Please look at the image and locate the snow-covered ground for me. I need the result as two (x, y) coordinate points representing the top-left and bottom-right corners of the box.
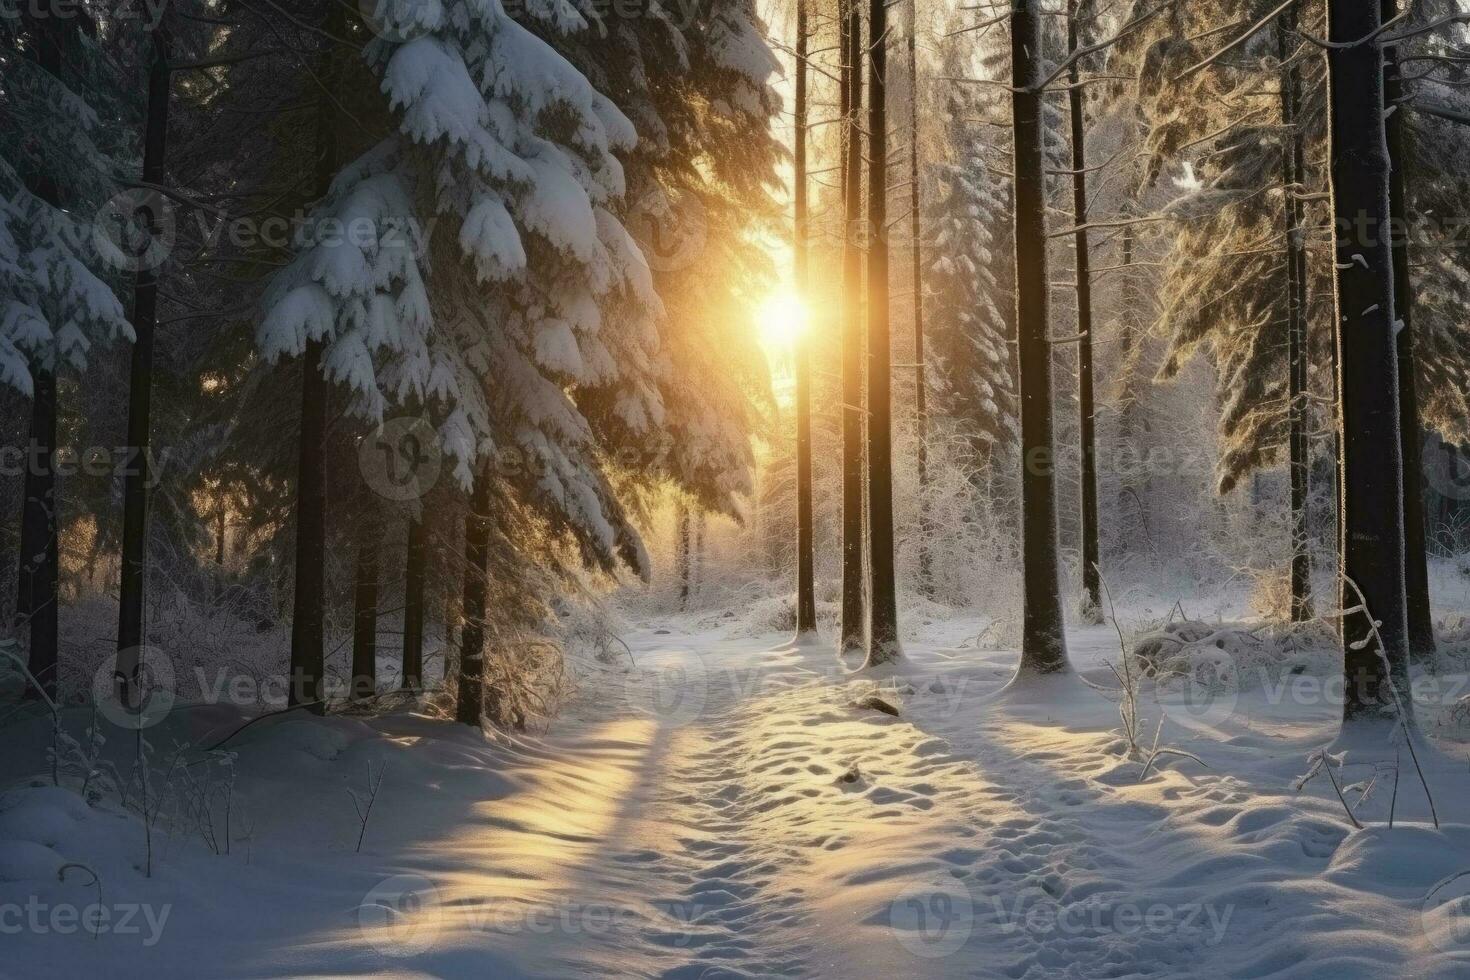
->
(5, 598), (1470, 978)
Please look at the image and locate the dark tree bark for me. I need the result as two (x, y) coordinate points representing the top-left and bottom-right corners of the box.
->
(839, 0), (867, 653)
(1067, 0), (1100, 622)
(289, 342), (327, 711)
(1118, 220), (1140, 440)
(350, 526), (379, 701)
(864, 0), (900, 665)
(677, 504), (692, 608)
(455, 474), (492, 727)
(1010, 0), (1070, 674)
(214, 494), (227, 567)
(1326, 0), (1412, 724)
(1381, 0), (1434, 658)
(115, 28), (172, 707)
(909, 0), (931, 597)
(794, 0), (818, 638)
(287, 2), (346, 713)
(401, 516), (426, 690)
(1278, 8), (1312, 624)
(16, 14), (65, 701)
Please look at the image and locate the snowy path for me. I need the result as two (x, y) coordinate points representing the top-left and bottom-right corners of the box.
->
(6, 620), (1470, 978)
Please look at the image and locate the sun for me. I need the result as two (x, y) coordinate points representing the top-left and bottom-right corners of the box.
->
(755, 288), (808, 353)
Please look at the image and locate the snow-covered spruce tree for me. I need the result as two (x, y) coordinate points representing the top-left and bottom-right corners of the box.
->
(1132, 2), (1335, 620)
(554, 0), (781, 519)
(254, 1), (779, 720)
(0, 13), (132, 696)
(924, 44), (1019, 508)
(1391, 0), (1470, 656)
(1401, 2), (1470, 452)
(255, 4), (654, 715)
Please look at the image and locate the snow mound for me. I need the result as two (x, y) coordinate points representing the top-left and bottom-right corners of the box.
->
(0, 839), (64, 882)
(1135, 619), (1338, 689)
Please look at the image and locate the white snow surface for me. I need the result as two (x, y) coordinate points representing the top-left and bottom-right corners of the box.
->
(5, 613), (1470, 978)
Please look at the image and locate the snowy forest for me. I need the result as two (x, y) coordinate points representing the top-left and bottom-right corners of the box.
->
(4, 0), (1470, 976)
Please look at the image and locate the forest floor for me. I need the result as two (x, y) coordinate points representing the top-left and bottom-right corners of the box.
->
(6, 599), (1470, 978)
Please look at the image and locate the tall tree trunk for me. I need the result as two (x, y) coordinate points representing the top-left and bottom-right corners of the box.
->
(909, 0), (931, 597)
(794, 0), (818, 638)
(1326, 0), (1411, 725)
(1067, 0), (1100, 623)
(289, 341), (327, 711)
(1381, 0), (1434, 659)
(287, 3), (345, 713)
(1118, 221), (1139, 441)
(1279, 8), (1313, 623)
(455, 474), (491, 727)
(401, 516), (426, 690)
(350, 526), (379, 701)
(839, 0), (867, 653)
(17, 14), (64, 701)
(677, 504), (692, 608)
(864, 0), (900, 665)
(1010, 0), (1070, 675)
(115, 28), (172, 708)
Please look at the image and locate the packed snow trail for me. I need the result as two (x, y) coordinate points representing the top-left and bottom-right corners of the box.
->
(5, 619), (1470, 978)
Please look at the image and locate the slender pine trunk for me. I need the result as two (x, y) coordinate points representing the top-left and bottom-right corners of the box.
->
(287, 4), (345, 713)
(864, 0), (900, 664)
(677, 504), (692, 608)
(1010, 0), (1070, 675)
(1118, 221), (1139, 440)
(350, 527), (379, 701)
(116, 28), (172, 707)
(401, 516), (425, 690)
(1067, 0), (1100, 623)
(1278, 8), (1312, 624)
(1381, 0), (1434, 658)
(455, 474), (491, 727)
(17, 15), (64, 702)
(794, 0), (817, 638)
(1326, 0), (1412, 724)
(909, 0), (930, 597)
(839, 0), (868, 653)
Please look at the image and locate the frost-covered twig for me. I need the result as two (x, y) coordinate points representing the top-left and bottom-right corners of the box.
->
(348, 761), (386, 854)
(0, 639), (62, 786)
(58, 863), (101, 940)
(1340, 575), (1439, 829)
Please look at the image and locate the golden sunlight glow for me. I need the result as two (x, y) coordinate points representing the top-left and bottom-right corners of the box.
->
(756, 288), (808, 353)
